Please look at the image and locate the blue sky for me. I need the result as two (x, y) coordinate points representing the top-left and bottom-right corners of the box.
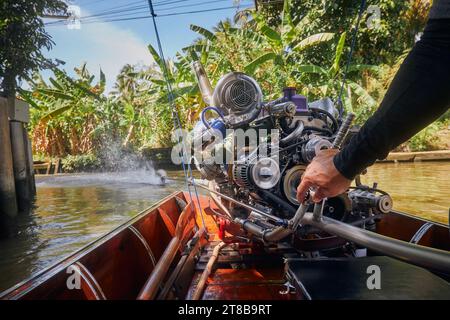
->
(41, 0), (254, 92)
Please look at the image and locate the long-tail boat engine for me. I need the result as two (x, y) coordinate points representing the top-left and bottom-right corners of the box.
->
(189, 61), (393, 252)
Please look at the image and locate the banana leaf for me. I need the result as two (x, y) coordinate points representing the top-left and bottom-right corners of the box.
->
(190, 24), (217, 42)
(245, 52), (277, 74)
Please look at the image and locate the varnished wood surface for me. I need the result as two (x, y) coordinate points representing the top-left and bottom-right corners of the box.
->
(0, 191), (448, 300)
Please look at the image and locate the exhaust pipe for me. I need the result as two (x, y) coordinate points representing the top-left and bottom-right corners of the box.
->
(192, 61), (214, 106)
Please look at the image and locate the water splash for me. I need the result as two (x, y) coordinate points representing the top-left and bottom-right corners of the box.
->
(98, 141), (148, 171)
(55, 140), (170, 186)
(36, 169), (168, 188)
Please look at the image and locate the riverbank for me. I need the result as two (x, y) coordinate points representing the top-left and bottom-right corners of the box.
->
(34, 149), (450, 174)
(378, 150), (450, 162)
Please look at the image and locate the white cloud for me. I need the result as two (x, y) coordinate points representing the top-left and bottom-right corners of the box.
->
(46, 18), (154, 93)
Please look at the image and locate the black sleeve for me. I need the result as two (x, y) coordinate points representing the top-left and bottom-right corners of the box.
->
(334, 19), (450, 180)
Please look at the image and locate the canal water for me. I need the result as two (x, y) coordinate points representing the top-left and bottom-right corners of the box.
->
(0, 162), (449, 292)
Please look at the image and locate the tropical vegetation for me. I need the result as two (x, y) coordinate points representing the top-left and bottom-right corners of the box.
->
(2, 0), (449, 169)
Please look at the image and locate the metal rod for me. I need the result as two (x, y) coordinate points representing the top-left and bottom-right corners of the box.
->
(235, 203), (308, 243)
(310, 112), (355, 221)
(137, 236), (180, 300)
(191, 179), (286, 224)
(302, 212), (450, 274)
(208, 181), (233, 219)
(157, 227), (206, 300)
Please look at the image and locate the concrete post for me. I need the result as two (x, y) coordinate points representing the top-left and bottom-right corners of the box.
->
(0, 98), (18, 218)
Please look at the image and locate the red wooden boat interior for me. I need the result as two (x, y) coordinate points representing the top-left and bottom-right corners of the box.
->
(1, 191), (449, 300)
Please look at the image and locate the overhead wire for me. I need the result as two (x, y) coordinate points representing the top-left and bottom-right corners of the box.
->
(46, 4), (254, 26)
(46, 0), (257, 26)
(46, 0), (178, 26)
(144, 0), (207, 229)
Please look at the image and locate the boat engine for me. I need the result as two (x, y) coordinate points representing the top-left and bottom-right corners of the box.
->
(189, 61), (393, 246)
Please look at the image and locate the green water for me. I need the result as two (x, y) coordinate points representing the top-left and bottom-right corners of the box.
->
(0, 171), (185, 292)
(362, 162), (449, 224)
(0, 162), (449, 292)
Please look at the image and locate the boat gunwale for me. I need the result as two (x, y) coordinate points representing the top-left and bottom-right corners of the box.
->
(390, 210), (449, 228)
(0, 190), (185, 299)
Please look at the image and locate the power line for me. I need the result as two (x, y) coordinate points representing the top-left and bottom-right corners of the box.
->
(47, 0), (177, 25)
(75, 0), (110, 6)
(47, 0), (253, 26)
(46, 2), (150, 24)
(45, 4), (149, 25)
(158, 5), (252, 17)
(157, 0), (249, 12)
(46, 2), (254, 26)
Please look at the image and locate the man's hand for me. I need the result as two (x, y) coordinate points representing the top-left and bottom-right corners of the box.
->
(296, 149), (352, 203)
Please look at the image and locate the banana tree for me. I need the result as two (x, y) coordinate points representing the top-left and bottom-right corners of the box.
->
(144, 44), (202, 144)
(294, 32), (379, 118)
(25, 64), (105, 122)
(22, 65), (106, 155)
(111, 64), (143, 147)
(243, 0), (334, 85)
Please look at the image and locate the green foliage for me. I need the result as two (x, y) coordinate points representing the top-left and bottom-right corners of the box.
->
(25, 64), (107, 156)
(62, 154), (101, 173)
(292, 31), (379, 121)
(0, 0), (67, 96)
(258, 0), (429, 65)
(23, 0), (444, 158)
(407, 123), (440, 152)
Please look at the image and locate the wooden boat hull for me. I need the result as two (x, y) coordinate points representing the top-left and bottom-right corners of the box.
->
(1, 191), (449, 300)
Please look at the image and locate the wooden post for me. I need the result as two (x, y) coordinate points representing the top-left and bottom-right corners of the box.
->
(54, 158), (61, 174)
(0, 98), (18, 218)
(24, 130), (36, 196)
(10, 120), (32, 208)
(9, 98), (35, 209)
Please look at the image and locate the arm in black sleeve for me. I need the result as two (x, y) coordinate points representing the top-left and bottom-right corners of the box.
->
(334, 18), (450, 180)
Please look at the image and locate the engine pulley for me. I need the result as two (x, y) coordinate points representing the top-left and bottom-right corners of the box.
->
(301, 136), (332, 163)
(282, 165), (306, 205)
(233, 157), (281, 190)
(251, 157), (280, 189)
